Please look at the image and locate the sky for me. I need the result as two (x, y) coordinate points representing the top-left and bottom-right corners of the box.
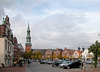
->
(0, 0), (100, 50)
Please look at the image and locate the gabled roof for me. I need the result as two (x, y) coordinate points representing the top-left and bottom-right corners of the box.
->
(63, 47), (75, 55)
(67, 49), (75, 55)
(76, 50), (83, 55)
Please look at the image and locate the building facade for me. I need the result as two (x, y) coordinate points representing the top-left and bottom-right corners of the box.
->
(25, 24), (32, 52)
(53, 48), (63, 60)
(62, 47), (75, 59)
(18, 43), (24, 60)
(72, 50), (83, 59)
(45, 49), (56, 60)
(0, 16), (14, 67)
(81, 49), (94, 60)
(13, 37), (19, 60)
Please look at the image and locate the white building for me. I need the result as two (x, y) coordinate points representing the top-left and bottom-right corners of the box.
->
(81, 49), (94, 60)
(0, 16), (14, 67)
(72, 50), (83, 59)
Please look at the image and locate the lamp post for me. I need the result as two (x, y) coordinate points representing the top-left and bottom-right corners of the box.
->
(78, 47), (85, 70)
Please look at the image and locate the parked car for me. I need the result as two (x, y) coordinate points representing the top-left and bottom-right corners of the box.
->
(85, 59), (94, 64)
(52, 60), (63, 67)
(63, 61), (81, 69)
(40, 60), (46, 64)
(59, 61), (70, 68)
(47, 60), (54, 64)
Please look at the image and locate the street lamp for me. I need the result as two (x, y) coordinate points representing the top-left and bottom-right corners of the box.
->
(78, 47), (85, 70)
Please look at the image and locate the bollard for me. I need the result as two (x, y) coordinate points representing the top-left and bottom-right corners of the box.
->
(83, 66), (86, 71)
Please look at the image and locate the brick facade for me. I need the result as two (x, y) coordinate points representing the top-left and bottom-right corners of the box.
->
(62, 47), (75, 59)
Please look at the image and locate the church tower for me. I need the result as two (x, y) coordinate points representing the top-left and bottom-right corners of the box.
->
(25, 24), (32, 52)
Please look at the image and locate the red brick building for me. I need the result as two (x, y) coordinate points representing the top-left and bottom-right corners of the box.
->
(62, 47), (75, 59)
(45, 49), (56, 60)
(53, 48), (63, 60)
(13, 37), (19, 60)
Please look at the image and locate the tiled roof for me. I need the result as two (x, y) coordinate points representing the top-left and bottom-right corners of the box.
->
(67, 49), (75, 55)
(76, 50), (83, 55)
(63, 48), (75, 55)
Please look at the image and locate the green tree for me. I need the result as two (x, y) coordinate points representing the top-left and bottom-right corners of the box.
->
(88, 41), (100, 68)
(28, 51), (33, 58)
(23, 52), (29, 59)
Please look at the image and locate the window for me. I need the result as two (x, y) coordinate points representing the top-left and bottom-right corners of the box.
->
(5, 40), (7, 50)
(8, 42), (9, 51)
(10, 44), (11, 51)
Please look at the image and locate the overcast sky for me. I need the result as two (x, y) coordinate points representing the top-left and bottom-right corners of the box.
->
(0, 0), (100, 50)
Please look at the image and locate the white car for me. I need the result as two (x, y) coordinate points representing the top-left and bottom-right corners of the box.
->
(59, 61), (69, 68)
(85, 59), (94, 64)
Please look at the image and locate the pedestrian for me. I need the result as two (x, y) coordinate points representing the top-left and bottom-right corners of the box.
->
(19, 60), (22, 67)
(13, 61), (16, 66)
(28, 59), (31, 67)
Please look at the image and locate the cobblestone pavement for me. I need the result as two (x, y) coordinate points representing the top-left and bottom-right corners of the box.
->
(26, 62), (100, 72)
(0, 64), (26, 72)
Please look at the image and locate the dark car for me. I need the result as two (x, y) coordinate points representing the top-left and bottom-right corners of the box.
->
(40, 60), (46, 64)
(52, 60), (63, 67)
(63, 61), (81, 69)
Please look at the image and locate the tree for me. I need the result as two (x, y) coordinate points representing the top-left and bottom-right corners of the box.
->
(63, 55), (68, 59)
(38, 55), (42, 59)
(30, 55), (34, 59)
(37, 51), (42, 59)
(78, 55), (81, 60)
(53, 53), (56, 59)
(23, 52), (29, 59)
(88, 41), (100, 68)
(33, 52), (37, 59)
(46, 57), (49, 60)
(57, 54), (62, 59)
(34, 55), (38, 59)
(50, 55), (52, 60)
(33, 51), (42, 59)
(28, 51), (33, 58)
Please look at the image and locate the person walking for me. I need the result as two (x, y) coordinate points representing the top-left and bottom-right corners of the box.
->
(19, 60), (22, 67)
(28, 59), (31, 67)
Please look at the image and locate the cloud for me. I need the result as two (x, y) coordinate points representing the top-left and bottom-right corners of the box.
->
(31, 12), (97, 49)
(0, 0), (16, 21)
(0, 0), (100, 50)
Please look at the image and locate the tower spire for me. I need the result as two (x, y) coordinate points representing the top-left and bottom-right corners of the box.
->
(25, 22), (32, 52)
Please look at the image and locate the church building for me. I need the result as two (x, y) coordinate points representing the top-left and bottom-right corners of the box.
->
(25, 24), (32, 52)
